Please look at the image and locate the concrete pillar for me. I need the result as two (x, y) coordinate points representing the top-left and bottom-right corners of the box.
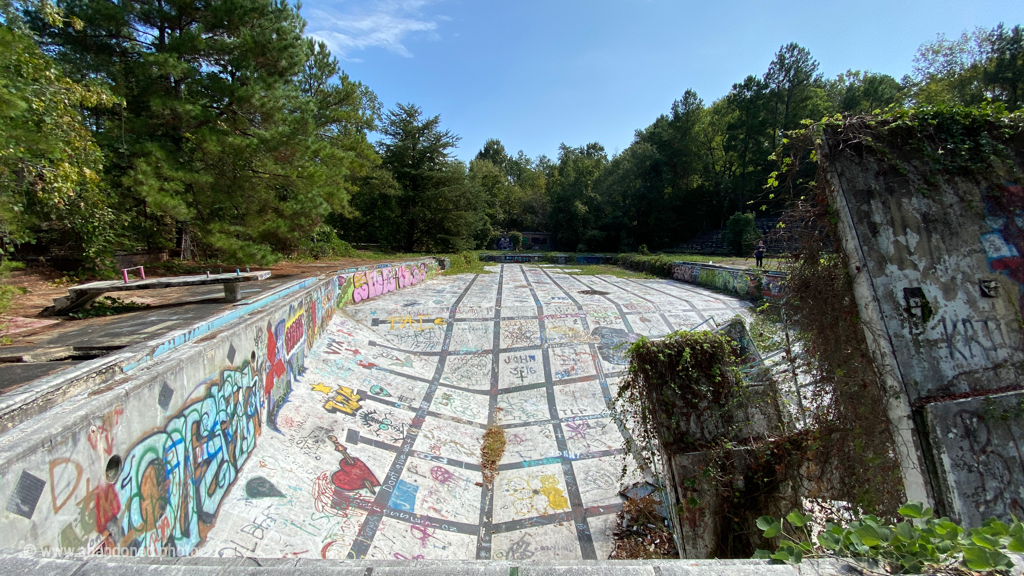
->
(223, 282), (242, 302)
(821, 155), (934, 508)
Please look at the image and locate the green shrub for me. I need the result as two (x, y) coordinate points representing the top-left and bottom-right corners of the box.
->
(301, 225), (358, 260)
(618, 253), (676, 278)
(486, 231), (502, 250)
(509, 231), (523, 251)
(444, 252), (491, 275)
(754, 501), (1023, 573)
(723, 212), (762, 256)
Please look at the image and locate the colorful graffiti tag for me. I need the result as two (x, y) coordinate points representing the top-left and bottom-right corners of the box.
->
(671, 262), (785, 301)
(116, 362), (263, 556)
(982, 183), (1024, 314)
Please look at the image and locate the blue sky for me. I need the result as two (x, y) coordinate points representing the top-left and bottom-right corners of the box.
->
(302, 0), (1024, 163)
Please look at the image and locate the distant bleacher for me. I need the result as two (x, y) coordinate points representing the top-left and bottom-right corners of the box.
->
(673, 217), (792, 255)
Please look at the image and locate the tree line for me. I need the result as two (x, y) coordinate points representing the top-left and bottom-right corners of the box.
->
(1, 0), (1021, 267)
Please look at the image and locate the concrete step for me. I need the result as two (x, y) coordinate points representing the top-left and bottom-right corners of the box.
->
(0, 553), (877, 576)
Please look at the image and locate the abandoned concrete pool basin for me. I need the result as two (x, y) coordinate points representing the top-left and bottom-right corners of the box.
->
(0, 260), (761, 562)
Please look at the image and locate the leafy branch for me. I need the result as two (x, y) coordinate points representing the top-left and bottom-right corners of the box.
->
(753, 501), (1024, 574)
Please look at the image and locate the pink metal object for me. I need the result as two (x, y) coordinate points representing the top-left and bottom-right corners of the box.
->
(121, 266), (146, 284)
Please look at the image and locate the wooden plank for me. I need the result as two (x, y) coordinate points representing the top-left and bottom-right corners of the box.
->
(69, 271), (271, 295)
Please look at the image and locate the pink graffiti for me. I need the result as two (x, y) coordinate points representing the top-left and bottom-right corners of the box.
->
(430, 466), (454, 485)
(349, 264), (431, 303)
(264, 324), (286, 396)
(410, 519), (441, 548)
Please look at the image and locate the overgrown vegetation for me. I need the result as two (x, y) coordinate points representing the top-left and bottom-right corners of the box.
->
(444, 252), (493, 276)
(0, 260), (26, 342)
(615, 331), (742, 467)
(722, 212), (762, 257)
(617, 254), (678, 278)
(762, 105), (1024, 519)
(68, 296), (149, 319)
(480, 425), (506, 488)
(754, 501), (1024, 574)
(748, 302), (786, 355)
(615, 328), (815, 558)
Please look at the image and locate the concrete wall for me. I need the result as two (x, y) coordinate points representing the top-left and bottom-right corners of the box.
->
(825, 149), (1024, 525)
(480, 253), (546, 263)
(670, 262), (786, 301)
(0, 259), (442, 556)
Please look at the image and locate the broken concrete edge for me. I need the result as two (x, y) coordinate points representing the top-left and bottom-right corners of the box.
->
(1, 550), (1020, 576)
(0, 258), (438, 436)
(669, 262), (786, 302)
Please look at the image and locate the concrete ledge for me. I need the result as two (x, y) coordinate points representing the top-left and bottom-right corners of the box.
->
(2, 551), (1020, 576)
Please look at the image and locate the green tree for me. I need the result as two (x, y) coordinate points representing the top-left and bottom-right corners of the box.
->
(722, 212), (761, 256)
(985, 24), (1024, 111)
(764, 43), (827, 145)
(547, 143), (607, 251)
(826, 70), (907, 114)
(0, 16), (118, 262)
(37, 0), (376, 264)
(470, 139), (549, 232)
(911, 28), (991, 107)
(374, 103), (487, 251)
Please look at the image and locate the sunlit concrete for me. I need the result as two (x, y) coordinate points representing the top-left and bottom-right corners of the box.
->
(198, 265), (753, 560)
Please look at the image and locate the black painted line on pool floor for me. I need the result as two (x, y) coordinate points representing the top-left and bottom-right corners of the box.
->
(346, 273), (480, 560)
(580, 274), (677, 334)
(637, 276), (738, 308)
(489, 501), (622, 535)
(615, 276), (710, 321)
(366, 338), (598, 358)
(536, 266), (644, 530)
(520, 265), (597, 560)
(625, 276), (757, 326)
(475, 263), (504, 560)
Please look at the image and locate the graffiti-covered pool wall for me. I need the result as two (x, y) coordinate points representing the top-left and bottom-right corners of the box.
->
(0, 259), (442, 557)
(825, 147), (1024, 526)
(670, 262), (785, 301)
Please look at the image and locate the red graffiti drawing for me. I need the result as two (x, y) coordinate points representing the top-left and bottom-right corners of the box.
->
(328, 435), (380, 494)
(265, 325), (286, 396)
(87, 425), (113, 455)
(285, 315), (305, 354)
(430, 466), (454, 485)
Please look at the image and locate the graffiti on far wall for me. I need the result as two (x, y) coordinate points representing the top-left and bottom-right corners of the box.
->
(982, 183), (1024, 314)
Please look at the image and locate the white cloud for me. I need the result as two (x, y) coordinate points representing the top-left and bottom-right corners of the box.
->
(306, 0), (442, 60)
